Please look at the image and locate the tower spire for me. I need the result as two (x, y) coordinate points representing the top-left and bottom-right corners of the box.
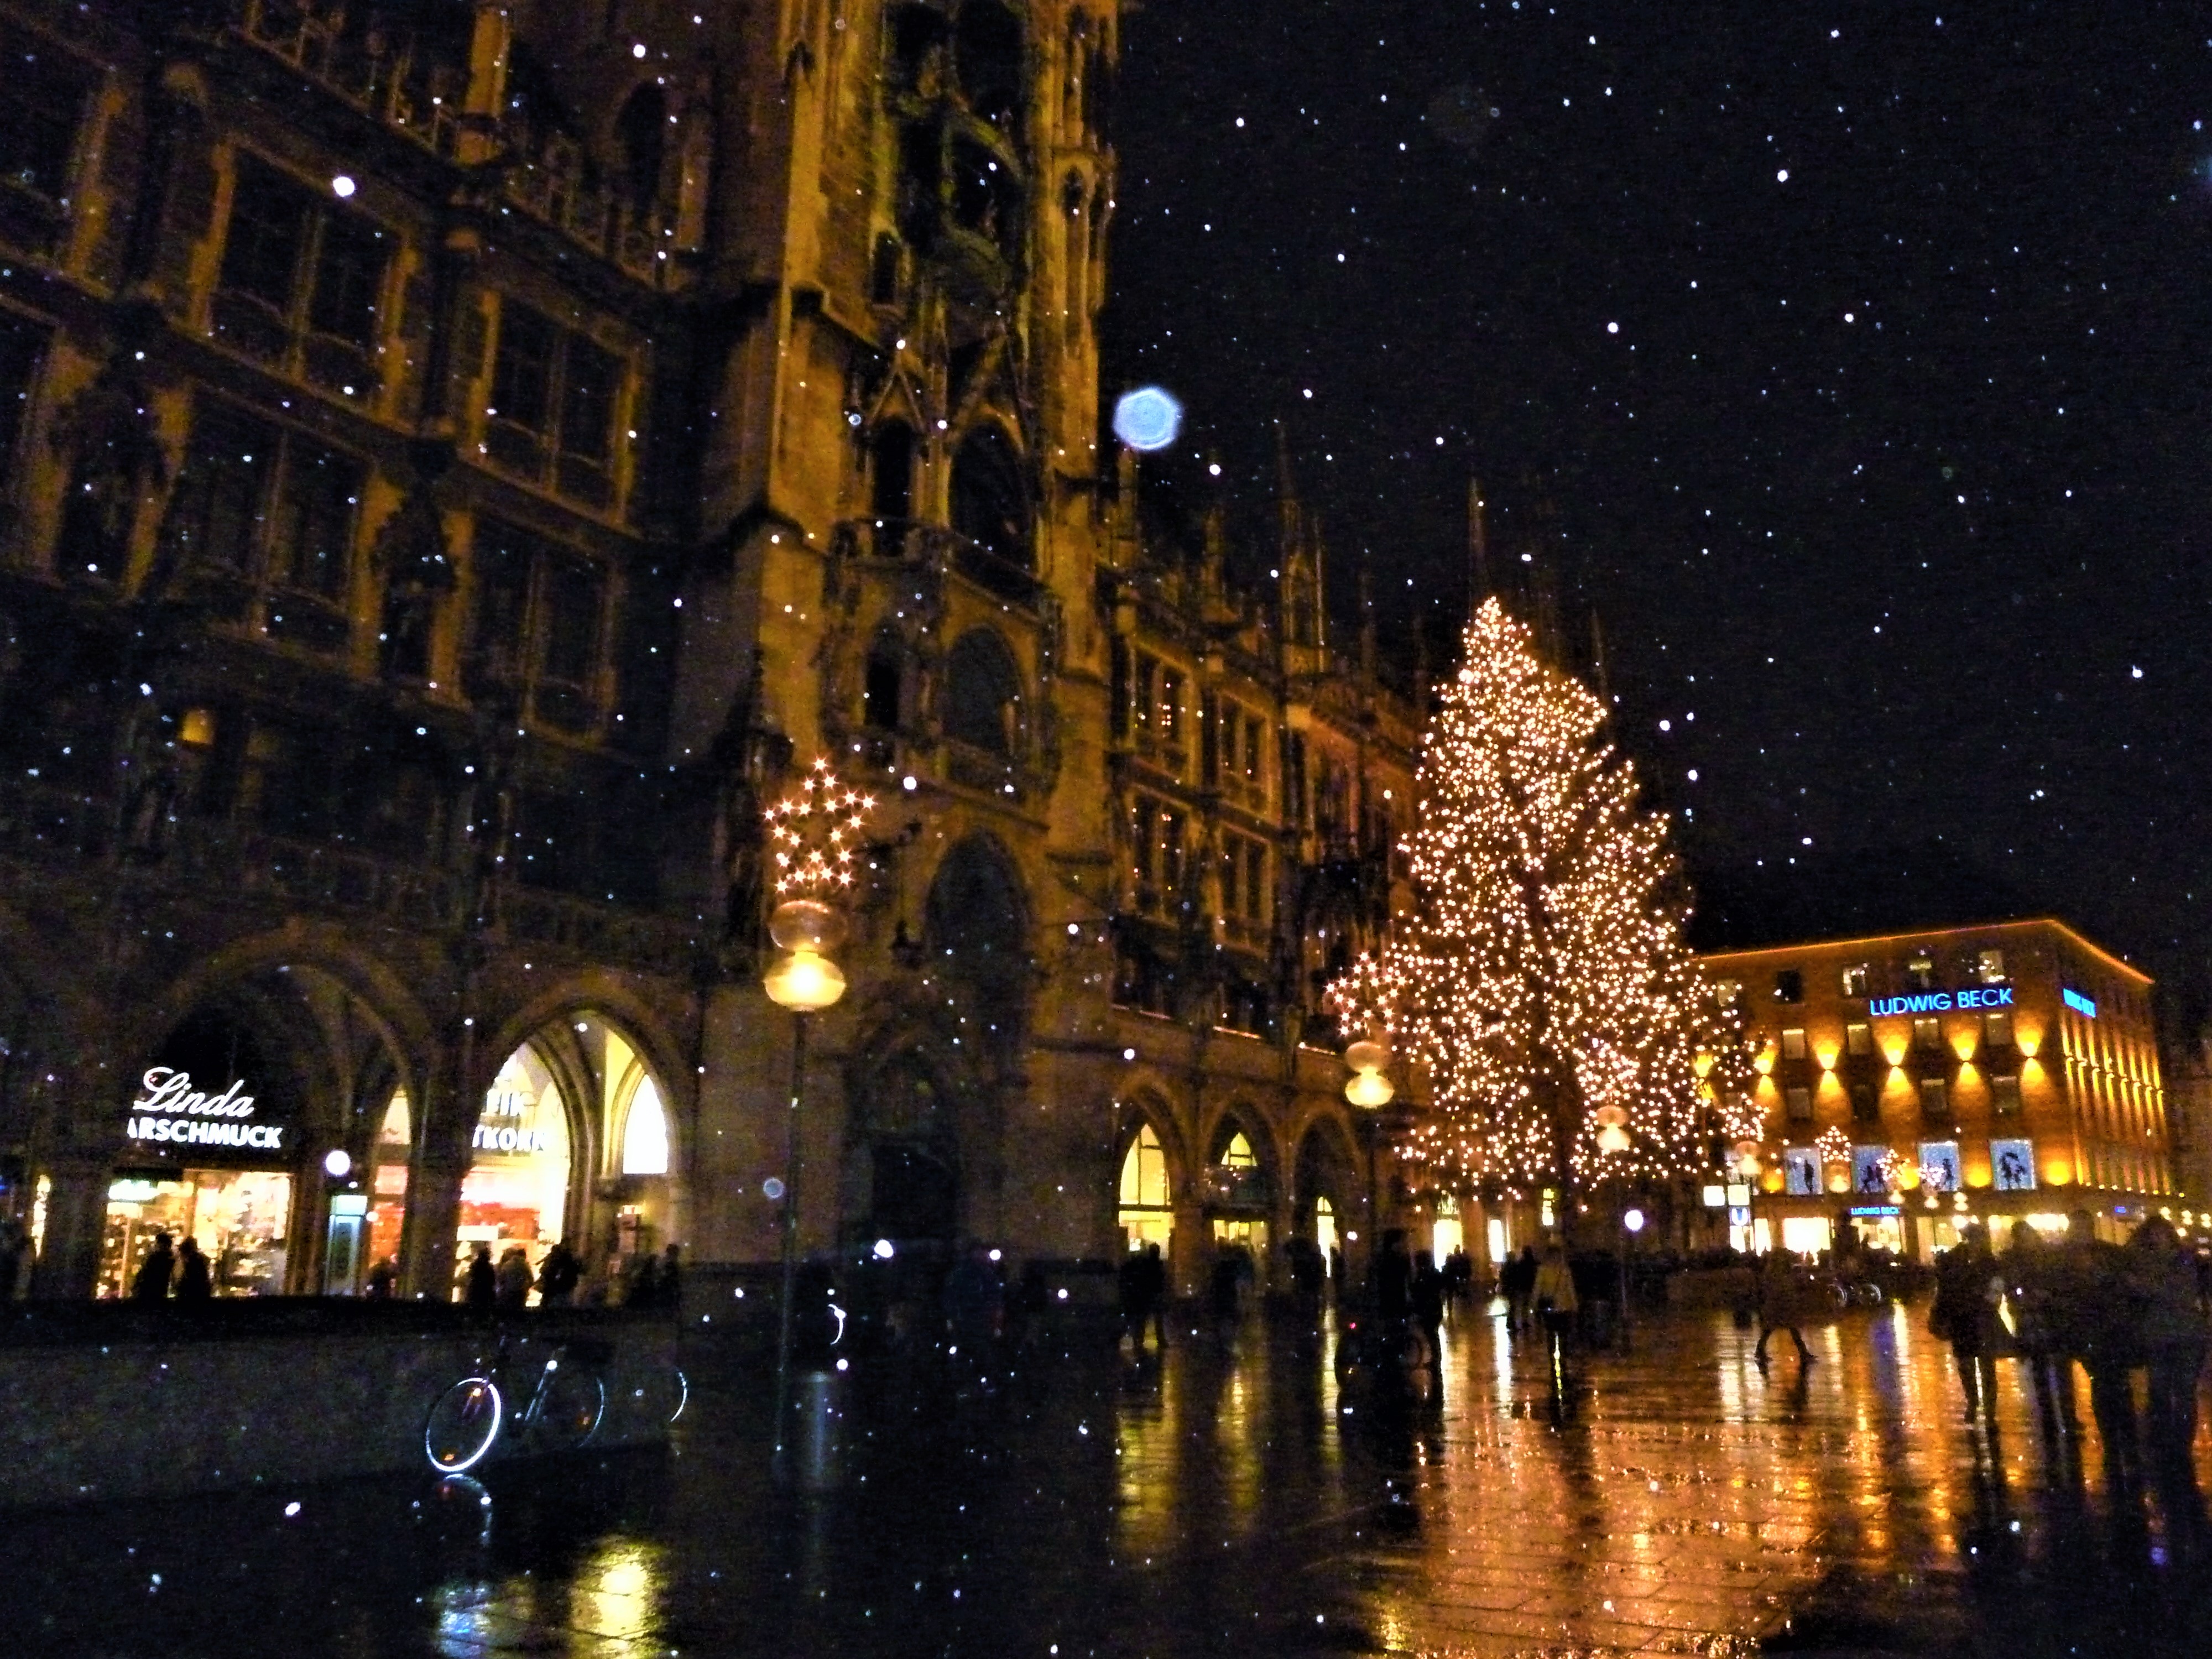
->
(1467, 477), (1490, 615)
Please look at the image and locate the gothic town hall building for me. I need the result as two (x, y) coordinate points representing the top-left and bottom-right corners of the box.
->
(0, 1), (1421, 1305)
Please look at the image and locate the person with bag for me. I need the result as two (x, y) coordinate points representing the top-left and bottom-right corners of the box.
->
(1932, 1223), (2002, 1425)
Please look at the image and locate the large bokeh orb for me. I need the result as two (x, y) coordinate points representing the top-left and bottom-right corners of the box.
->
(1113, 385), (1183, 452)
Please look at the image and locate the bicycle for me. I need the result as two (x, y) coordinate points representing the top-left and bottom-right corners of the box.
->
(424, 1334), (610, 1474)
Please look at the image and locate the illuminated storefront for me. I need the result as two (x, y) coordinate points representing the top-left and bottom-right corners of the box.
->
(1707, 918), (2170, 1258)
(98, 1049), (301, 1298)
(1118, 1123), (1173, 1253)
(453, 1045), (574, 1297)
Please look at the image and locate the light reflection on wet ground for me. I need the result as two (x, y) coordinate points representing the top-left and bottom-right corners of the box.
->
(7, 1300), (2212, 1656)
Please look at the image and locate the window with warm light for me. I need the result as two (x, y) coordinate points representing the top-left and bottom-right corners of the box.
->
(1906, 954), (1936, 992)
(1913, 1016), (1943, 1052)
(1785, 1086), (1812, 1123)
(1984, 1010), (2013, 1049)
(1781, 1027), (1807, 1060)
(620, 1077), (669, 1176)
(1992, 1074), (2022, 1115)
(1977, 948), (2007, 984)
(1845, 1022), (1872, 1056)
(1841, 964), (1869, 998)
(1219, 1131), (1256, 1168)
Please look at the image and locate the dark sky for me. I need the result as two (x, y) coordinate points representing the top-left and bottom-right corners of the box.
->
(1101, 2), (2212, 1004)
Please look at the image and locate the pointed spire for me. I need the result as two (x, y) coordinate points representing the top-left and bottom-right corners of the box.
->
(1467, 477), (1489, 613)
(1358, 556), (1377, 683)
(1590, 610), (1611, 705)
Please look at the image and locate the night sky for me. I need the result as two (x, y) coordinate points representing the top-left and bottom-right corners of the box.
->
(1101, 2), (2212, 1006)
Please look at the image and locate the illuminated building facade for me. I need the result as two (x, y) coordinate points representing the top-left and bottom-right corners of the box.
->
(0, 0), (1413, 1302)
(1703, 920), (2172, 1258)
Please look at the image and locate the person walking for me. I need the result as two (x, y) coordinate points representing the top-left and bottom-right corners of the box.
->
(536, 1239), (581, 1307)
(1140, 1242), (1170, 1348)
(2056, 1209), (2145, 1485)
(1933, 1223), (2002, 1425)
(1505, 1245), (1538, 1334)
(463, 1241), (497, 1310)
(1119, 1246), (1156, 1353)
(1532, 1242), (1579, 1358)
(494, 1245), (535, 1310)
(131, 1230), (175, 1301)
(364, 1255), (398, 1301)
(2003, 1220), (2077, 1441)
(2127, 1216), (2208, 1480)
(174, 1236), (213, 1304)
(1754, 1251), (1819, 1369)
(1410, 1249), (1446, 1401)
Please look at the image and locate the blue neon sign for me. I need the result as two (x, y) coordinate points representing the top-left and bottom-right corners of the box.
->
(1866, 986), (2012, 1018)
(2062, 987), (2098, 1019)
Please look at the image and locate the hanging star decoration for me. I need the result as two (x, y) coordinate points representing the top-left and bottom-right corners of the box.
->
(1322, 947), (1405, 1042)
(764, 759), (875, 900)
(1815, 1125), (1852, 1168)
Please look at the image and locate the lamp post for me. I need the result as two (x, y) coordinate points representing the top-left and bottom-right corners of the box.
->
(1344, 1030), (1396, 1280)
(1620, 1205), (1646, 1348)
(760, 761), (872, 1481)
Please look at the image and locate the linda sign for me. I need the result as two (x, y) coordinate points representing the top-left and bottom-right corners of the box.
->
(1867, 986), (2013, 1018)
(124, 1068), (285, 1151)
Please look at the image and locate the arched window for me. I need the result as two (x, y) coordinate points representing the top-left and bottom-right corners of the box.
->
(954, 2), (1025, 132)
(615, 84), (667, 216)
(870, 421), (915, 524)
(942, 628), (1021, 754)
(1118, 1121), (1172, 1251)
(949, 425), (1031, 577)
(621, 1075), (670, 1176)
(1219, 1131), (1256, 1169)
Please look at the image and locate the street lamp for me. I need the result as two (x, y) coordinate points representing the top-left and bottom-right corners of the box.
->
(761, 761), (872, 1480)
(1620, 1206), (1646, 1347)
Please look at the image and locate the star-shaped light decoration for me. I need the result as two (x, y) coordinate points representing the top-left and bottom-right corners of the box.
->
(1814, 1125), (1851, 1168)
(765, 759), (875, 901)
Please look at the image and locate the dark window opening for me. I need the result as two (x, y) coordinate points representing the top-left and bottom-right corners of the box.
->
(863, 643), (903, 731)
(954, 2), (1025, 132)
(1850, 1084), (1878, 1124)
(560, 335), (619, 463)
(888, 5), (948, 92)
(0, 29), (91, 204)
(0, 310), (45, 466)
(870, 421), (915, 524)
(491, 302), (557, 432)
(267, 441), (363, 606)
(615, 83), (666, 215)
(896, 122), (940, 243)
(949, 424), (1031, 584)
(307, 212), (387, 347)
(1773, 969), (1803, 1004)
(160, 401), (275, 580)
(949, 135), (1018, 255)
(468, 518), (610, 735)
(870, 231), (904, 303)
(942, 628), (1020, 754)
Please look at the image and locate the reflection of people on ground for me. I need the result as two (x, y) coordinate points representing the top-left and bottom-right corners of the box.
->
(2057, 1209), (2143, 1489)
(2127, 1215), (2208, 1532)
(1932, 1223), (2001, 1424)
(1532, 1243), (1577, 1354)
(1209, 1245), (1249, 1337)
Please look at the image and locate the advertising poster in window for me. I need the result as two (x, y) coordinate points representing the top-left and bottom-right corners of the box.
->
(1782, 1147), (1820, 1197)
(1992, 1138), (2037, 1192)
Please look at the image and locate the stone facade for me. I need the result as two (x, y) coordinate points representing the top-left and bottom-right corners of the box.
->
(0, 0), (1417, 1305)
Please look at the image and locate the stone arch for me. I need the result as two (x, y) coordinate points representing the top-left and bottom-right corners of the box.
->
(839, 1039), (969, 1249)
(923, 829), (1031, 1006)
(940, 626), (1024, 755)
(1113, 1089), (1186, 1254)
(1202, 1098), (1280, 1180)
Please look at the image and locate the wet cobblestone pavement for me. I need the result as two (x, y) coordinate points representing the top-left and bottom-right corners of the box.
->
(10, 1301), (2212, 1658)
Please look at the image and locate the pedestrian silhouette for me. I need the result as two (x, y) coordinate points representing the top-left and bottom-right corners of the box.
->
(132, 1230), (175, 1301)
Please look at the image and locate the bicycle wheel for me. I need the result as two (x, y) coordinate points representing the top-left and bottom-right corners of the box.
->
(425, 1378), (504, 1474)
(533, 1368), (606, 1451)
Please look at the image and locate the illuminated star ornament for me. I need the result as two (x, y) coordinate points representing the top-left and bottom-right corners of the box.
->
(765, 759), (875, 899)
(1112, 385), (1183, 453)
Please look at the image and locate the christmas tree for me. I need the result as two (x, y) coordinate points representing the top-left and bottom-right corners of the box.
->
(1355, 598), (1704, 1200)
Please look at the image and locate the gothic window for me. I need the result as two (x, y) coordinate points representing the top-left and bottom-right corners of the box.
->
(870, 421), (915, 525)
(949, 424), (1031, 580)
(870, 231), (904, 303)
(0, 22), (93, 253)
(467, 518), (610, 735)
(949, 135), (1019, 257)
(0, 309), (44, 469)
(942, 627), (1020, 754)
(614, 83), (666, 217)
(953, 3), (1025, 133)
(887, 5), (947, 92)
(486, 300), (626, 505)
(159, 397), (363, 653)
(214, 155), (389, 397)
(863, 635), (904, 731)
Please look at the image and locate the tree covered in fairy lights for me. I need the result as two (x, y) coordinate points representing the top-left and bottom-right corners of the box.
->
(1337, 598), (1707, 1201)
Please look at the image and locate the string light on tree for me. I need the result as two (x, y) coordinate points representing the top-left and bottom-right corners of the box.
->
(1338, 598), (1704, 1202)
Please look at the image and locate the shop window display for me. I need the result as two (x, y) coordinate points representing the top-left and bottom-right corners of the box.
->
(455, 1044), (572, 1300)
(98, 1169), (291, 1297)
(1117, 1121), (1172, 1252)
(368, 1091), (410, 1277)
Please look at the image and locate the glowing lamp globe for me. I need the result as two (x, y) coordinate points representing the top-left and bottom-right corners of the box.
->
(1593, 1104), (1629, 1130)
(765, 946), (846, 1013)
(1345, 1070), (1395, 1109)
(1344, 1038), (1390, 1076)
(1596, 1123), (1632, 1154)
(1112, 385), (1182, 453)
(1624, 1208), (1646, 1234)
